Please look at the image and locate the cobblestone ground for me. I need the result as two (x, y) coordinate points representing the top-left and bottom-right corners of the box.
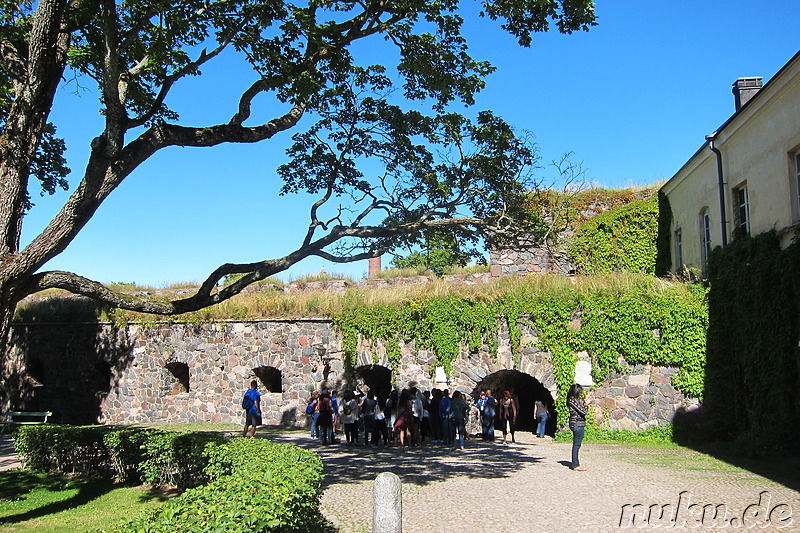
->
(267, 430), (799, 533)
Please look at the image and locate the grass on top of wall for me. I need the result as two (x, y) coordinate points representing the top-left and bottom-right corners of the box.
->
(16, 271), (700, 324)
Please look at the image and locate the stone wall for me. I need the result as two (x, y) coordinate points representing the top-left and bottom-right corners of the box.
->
(589, 363), (700, 431)
(8, 319), (697, 431)
(490, 242), (576, 277)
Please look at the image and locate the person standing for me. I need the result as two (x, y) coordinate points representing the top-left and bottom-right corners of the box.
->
(409, 385), (423, 446)
(449, 391), (469, 450)
(567, 384), (589, 471)
(535, 399), (549, 439)
(317, 390), (333, 445)
(498, 389), (517, 444)
(306, 391), (320, 439)
(341, 390), (360, 445)
(439, 389), (453, 447)
(429, 389), (443, 443)
(241, 380), (262, 438)
(480, 389), (496, 441)
(330, 390), (341, 443)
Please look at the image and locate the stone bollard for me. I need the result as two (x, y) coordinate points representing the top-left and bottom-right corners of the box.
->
(373, 472), (402, 533)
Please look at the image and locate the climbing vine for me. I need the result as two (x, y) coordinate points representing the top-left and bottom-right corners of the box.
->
(333, 275), (708, 427)
(705, 231), (800, 453)
(567, 194), (659, 274)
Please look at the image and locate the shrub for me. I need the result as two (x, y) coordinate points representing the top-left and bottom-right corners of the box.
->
(13, 425), (112, 476)
(118, 438), (323, 533)
(13, 425), (323, 532)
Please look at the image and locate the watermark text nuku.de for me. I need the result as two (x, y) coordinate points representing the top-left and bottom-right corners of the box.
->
(619, 491), (793, 529)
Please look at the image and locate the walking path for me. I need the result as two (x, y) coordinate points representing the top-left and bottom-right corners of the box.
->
(2, 430), (797, 532)
(0, 434), (21, 471)
(270, 431), (799, 533)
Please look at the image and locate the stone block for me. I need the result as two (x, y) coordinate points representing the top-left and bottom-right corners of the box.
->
(627, 373), (650, 388)
(616, 417), (640, 432)
(598, 397), (616, 410)
(625, 386), (642, 398)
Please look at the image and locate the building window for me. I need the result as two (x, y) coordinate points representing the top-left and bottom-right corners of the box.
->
(733, 184), (750, 237)
(674, 228), (683, 270)
(700, 209), (712, 267)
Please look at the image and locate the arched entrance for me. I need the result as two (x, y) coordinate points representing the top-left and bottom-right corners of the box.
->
(473, 369), (555, 433)
(355, 364), (392, 397)
(253, 365), (282, 393)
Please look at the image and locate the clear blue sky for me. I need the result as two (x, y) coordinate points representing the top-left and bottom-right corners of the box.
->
(21, 0), (798, 287)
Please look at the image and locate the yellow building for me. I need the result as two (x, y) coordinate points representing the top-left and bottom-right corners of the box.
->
(661, 50), (800, 274)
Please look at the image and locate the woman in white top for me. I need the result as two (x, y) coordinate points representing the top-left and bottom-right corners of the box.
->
(340, 390), (360, 445)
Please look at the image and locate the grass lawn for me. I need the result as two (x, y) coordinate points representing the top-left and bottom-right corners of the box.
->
(0, 471), (170, 532)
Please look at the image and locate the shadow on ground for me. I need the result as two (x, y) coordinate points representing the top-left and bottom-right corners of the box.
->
(0, 471), (116, 525)
(673, 410), (800, 492)
(266, 433), (542, 488)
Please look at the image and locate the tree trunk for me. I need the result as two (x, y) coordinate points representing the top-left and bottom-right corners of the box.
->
(0, 290), (21, 413)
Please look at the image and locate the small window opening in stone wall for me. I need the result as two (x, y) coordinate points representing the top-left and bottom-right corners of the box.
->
(165, 361), (190, 393)
(253, 366), (282, 393)
(26, 357), (46, 386)
(93, 359), (112, 398)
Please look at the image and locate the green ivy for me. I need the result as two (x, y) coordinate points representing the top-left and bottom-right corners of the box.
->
(567, 194), (659, 274)
(333, 276), (708, 428)
(705, 231), (800, 454)
(655, 191), (673, 276)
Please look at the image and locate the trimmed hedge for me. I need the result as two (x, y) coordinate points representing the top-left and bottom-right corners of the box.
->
(13, 426), (323, 532)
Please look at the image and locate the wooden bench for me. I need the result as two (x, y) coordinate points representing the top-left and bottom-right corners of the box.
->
(0, 411), (53, 433)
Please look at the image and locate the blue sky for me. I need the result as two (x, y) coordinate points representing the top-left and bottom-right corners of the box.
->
(21, 0), (799, 287)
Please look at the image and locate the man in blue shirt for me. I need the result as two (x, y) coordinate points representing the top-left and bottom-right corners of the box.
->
(242, 380), (262, 437)
(439, 389), (453, 446)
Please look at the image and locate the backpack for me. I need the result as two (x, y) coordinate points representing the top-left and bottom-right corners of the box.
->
(305, 400), (315, 415)
(343, 402), (352, 416)
(242, 392), (254, 411)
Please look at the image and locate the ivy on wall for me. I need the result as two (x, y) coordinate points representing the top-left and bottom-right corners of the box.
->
(705, 231), (800, 453)
(567, 194), (659, 274)
(655, 191), (673, 277)
(332, 276), (708, 426)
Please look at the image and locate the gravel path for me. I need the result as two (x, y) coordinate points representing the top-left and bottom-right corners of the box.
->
(268, 431), (799, 533)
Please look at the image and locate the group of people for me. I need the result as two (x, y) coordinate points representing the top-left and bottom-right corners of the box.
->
(243, 378), (592, 470)
(302, 384), (553, 451)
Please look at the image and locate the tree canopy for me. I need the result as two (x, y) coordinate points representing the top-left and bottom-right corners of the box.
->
(0, 0), (596, 339)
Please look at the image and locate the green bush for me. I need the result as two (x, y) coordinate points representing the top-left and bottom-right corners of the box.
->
(13, 426), (323, 532)
(137, 430), (225, 488)
(118, 438), (323, 533)
(13, 425), (112, 476)
(556, 423), (673, 443)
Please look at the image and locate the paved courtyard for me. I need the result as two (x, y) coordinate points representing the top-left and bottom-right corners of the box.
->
(269, 430), (799, 533)
(2, 431), (797, 532)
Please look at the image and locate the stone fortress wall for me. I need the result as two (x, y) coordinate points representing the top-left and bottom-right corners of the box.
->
(9, 314), (698, 432)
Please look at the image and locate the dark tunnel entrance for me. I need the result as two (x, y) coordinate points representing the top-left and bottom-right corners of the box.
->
(355, 365), (393, 397)
(473, 369), (556, 434)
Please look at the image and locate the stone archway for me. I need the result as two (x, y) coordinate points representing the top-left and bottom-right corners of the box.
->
(473, 370), (556, 433)
(355, 364), (392, 397)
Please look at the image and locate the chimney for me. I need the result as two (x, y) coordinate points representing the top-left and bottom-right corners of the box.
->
(368, 256), (381, 277)
(732, 77), (763, 111)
